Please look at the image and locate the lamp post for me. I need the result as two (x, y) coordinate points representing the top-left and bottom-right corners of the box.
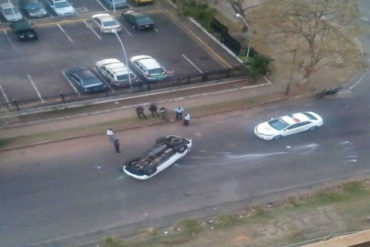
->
(113, 31), (132, 88)
(113, 0), (116, 14)
(235, 13), (251, 59)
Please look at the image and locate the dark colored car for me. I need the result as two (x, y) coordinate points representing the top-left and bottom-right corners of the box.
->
(65, 67), (107, 93)
(19, 0), (47, 18)
(121, 10), (154, 30)
(10, 20), (38, 41)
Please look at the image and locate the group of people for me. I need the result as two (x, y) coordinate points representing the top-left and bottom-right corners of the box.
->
(136, 104), (191, 126)
(106, 105), (192, 153)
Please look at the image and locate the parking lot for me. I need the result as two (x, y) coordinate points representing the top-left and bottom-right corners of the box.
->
(0, 0), (240, 106)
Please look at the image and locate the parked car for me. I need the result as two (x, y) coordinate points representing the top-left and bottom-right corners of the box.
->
(132, 0), (154, 5)
(19, 0), (47, 18)
(10, 19), (38, 41)
(129, 55), (167, 82)
(95, 58), (139, 88)
(102, 0), (128, 9)
(92, 13), (121, 33)
(254, 112), (323, 140)
(121, 10), (154, 30)
(123, 136), (192, 180)
(65, 67), (107, 93)
(1, 2), (23, 22)
(46, 0), (75, 16)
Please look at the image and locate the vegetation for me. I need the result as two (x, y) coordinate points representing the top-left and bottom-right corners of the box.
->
(178, 0), (215, 28)
(252, 0), (363, 82)
(242, 53), (273, 80)
(96, 179), (370, 247)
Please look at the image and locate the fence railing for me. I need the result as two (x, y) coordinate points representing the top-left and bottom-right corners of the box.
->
(3, 66), (247, 111)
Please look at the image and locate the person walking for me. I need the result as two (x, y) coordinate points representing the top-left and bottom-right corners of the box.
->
(113, 138), (120, 153)
(174, 106), (184, 120)
(183, 113), (191, 126)
(149, 103), (160, 117)
(135, 106), (147, 119)
(159, 107), (168, 121)
(106, 128), (116, 142)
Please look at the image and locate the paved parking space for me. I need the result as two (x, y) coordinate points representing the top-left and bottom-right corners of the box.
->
(0, 6), (240, 105)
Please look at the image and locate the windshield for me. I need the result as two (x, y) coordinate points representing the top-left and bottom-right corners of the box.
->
(148, 68), (164, 74)
(27, 2), (42, 9)
(55, 1), (70, 8)
(268, 118), (289, 131)
(103, 20), (118, 27)
(136, 16), (152, 24)
(117, 73), (135, 81)
(3, 8), (19, 15)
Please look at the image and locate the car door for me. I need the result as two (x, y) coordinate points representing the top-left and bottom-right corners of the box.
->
(284, 122), (311, 136)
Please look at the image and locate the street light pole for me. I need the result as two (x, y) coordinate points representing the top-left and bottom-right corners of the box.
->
(113, 31), (132, 88)
(235, 13), (251, 59)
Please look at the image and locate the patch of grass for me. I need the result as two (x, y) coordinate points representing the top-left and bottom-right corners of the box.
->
(174, 218), (201, 235)
(100, 237), (126, 247)
(214, 214), (242, 229)
(0, 138), (14, 149)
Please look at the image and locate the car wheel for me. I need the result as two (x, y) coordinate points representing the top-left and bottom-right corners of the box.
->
(309, 126), (318, 131)
(155, 136), (167, 145)
(273, 135), (282, 140)
(169, 136), (182, 145)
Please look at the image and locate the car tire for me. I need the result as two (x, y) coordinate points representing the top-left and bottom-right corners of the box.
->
(169, 136), (182, 145)
(155, 136), (167, 145)
(273, 135), (282, 140)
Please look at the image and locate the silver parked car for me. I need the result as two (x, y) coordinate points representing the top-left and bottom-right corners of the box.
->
(1, 2), (23, 22)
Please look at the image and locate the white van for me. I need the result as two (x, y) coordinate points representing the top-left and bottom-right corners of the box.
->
(96, 58), (139, 88)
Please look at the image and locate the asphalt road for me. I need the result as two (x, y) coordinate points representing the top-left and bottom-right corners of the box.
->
(1, 74), (370, 246)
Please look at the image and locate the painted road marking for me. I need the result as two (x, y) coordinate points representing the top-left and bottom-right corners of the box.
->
(83, 20), (102, 40)
(61, 71), (80, 95)
(0, 83), (10, 105)
(182, 54), (203, 73)
(121, 25), (132, 37)
(349, 72), (367, 90)
(27, 74), (44, 103)
(154, 28), (159, 32)
(3, 30), (15, 50)
(96, 0), (108, 11)
(57, 23), (74, 43)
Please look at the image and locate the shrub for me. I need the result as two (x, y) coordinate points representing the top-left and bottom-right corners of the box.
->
(178, 0), (215, 28)
(100, 237), (126, 247)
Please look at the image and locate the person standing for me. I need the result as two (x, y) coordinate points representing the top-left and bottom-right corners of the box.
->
(149, 103), (160, 117)
(135, 106), (147, 119)
(159, 107), (168, 121)
(106, 128), (116, 142)
(174, 106), (184, 120)
(183, 113), (191, 126)
(113, 138), (120, 153)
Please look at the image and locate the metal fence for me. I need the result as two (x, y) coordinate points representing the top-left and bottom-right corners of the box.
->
(4, 66), (247, 111)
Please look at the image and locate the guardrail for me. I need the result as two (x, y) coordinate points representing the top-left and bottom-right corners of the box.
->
(2, 66), (247, 111)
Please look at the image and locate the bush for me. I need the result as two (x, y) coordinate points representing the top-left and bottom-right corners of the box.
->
(242, 53), (273, 80)
(178, 0), (215, 28)
(100, 237), (126, 247)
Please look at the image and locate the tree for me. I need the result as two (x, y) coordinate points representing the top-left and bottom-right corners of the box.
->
(251, 0), (363, 81)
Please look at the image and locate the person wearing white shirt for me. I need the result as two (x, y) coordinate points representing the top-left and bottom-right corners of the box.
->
(183, 113), (191, 126)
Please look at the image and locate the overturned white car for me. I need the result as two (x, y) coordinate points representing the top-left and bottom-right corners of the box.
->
(123, 136), (192, 180)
